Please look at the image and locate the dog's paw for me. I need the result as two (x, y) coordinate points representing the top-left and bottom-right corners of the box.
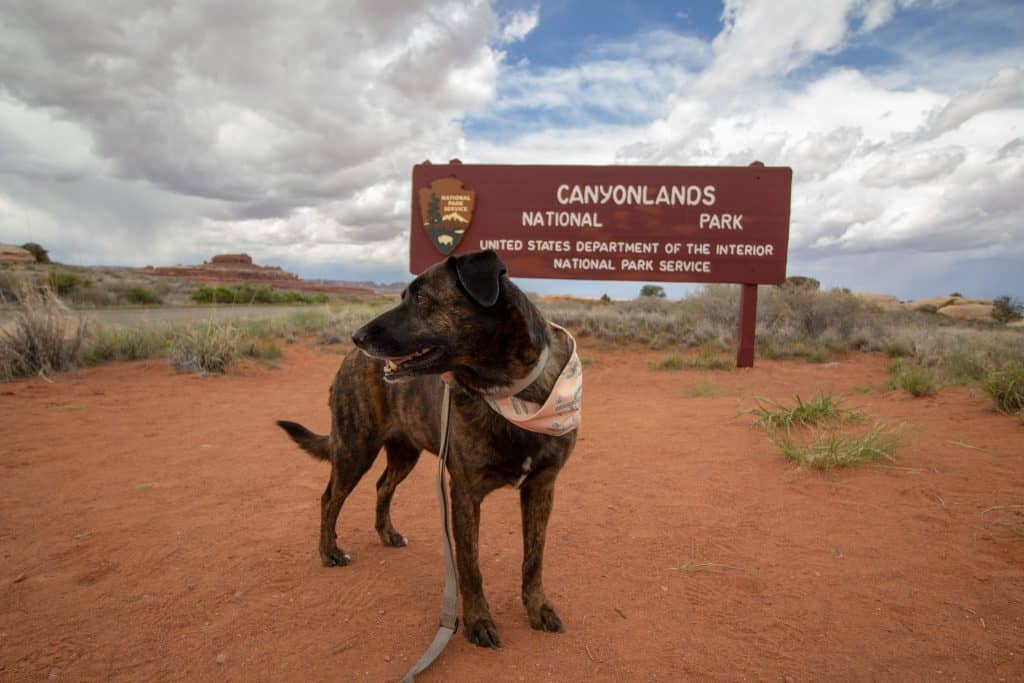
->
(465, 617), (501, 649)
(529, 603), (564, 633)
(319, 547), (352, 567)
(379, 528), (408, 548)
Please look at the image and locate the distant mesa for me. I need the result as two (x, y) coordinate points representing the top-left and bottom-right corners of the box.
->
(209, 253), (253, 266)
(0, 244), (35, 263)
(142, 253), (374, 296)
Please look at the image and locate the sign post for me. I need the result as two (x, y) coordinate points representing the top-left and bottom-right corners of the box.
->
(411, 161), (792, 367)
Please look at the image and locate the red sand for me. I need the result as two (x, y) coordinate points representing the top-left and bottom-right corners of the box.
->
(2, 345), (1022, 681)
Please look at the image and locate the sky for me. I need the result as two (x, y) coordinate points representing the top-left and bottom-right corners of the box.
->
(0, 0), (1021, 300)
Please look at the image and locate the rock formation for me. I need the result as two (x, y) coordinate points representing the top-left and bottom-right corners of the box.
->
(0, 244), (35, 263)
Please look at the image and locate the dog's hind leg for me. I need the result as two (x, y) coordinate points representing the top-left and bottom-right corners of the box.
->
(519, 474), (564, 633)
(319, 439), (381, 567)
(375, 437), (421, 547)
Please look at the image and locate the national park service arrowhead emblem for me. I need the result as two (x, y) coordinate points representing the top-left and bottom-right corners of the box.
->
(419, 178), (475, 255)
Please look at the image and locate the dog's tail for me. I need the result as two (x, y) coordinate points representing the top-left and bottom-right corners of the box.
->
(276, 420), (331, 461)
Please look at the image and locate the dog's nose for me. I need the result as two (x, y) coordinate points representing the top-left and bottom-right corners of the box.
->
(351, 325), (369, 348)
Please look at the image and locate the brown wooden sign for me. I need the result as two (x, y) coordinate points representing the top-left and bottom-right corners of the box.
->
(410, 162), (792, 284)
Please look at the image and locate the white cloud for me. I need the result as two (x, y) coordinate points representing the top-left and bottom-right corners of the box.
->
(0, 0), (501, 270)
(499, 6), (539, 44)
(0, 0), (1021, 299)
(699, 0), (862, 88)
(919, 66), (1024, 139)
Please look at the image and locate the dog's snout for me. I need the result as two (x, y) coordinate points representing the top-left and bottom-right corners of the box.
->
(351, 325), (370, 348)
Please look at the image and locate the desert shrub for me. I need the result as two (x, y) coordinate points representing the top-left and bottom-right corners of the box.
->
(125, 286), (161, 305)
(47, 270), (91, 297)
(191, 286), (237, 304)
(640, 284), (666, 298)
(992, 296), (1023, 324)
(883, 338), (915, 358)
(782, 276), (820, 290)
(191, 284), (328, 305)
(169, 323), (239, 374)
(21, 242), (50, 263)
(0, 284), (88, 380)
(980, 362), (1024, 414)
(887, 359), (939, 397)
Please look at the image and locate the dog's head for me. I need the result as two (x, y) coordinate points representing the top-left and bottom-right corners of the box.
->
(352, 249), (546, 384)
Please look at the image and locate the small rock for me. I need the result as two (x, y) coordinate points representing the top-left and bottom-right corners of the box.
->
(215, 653), (228, 665)
(12, 574), (26, 584)
(384, 655), (392, 663)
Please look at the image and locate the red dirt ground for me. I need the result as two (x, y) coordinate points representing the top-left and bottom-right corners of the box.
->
(2, 344), (1022, 681)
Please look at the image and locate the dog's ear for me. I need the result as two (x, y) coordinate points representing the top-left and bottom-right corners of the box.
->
(452, 250), (507, 307)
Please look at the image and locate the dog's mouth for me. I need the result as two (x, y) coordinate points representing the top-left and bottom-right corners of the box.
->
(379, 346), (446, 382)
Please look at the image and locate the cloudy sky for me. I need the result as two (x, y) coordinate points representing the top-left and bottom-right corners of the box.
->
(0, 0), (1021, 299)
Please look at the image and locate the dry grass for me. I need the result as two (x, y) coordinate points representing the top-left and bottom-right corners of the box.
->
(168, 323), (240, 374)
(0, 283), (89, 381)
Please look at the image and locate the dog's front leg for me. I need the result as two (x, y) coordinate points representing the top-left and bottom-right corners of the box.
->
(450, 480), (501, 648)
(520, 473), (564, 633)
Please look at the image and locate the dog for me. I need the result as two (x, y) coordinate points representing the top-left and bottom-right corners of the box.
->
(277, 249), (579, 648)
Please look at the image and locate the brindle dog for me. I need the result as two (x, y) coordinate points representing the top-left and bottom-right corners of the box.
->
(277, 249), (576, 648)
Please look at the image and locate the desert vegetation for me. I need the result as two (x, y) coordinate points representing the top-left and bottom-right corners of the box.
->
(745, 393), (903, 470)
(2, 270), (1022, 423)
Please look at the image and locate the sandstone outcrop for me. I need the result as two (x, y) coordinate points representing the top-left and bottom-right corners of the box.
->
(0, 244), (34, 263)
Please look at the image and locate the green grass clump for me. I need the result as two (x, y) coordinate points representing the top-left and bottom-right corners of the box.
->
(650, 355), (685, 371)
(650, 345), (733, 372)
(686, 346), (733, 370)
(745, 392), (863, 431)
(191, 284), (328, 305)
(745, 393), (900, 470)
(239, 340), (283, 364)
(887, 359), (940, 397)
(125, 286), (161, 305)
(980, 361), (1024, 414)
(47, 270), (92, 297)
(772, 423), (903, 470)
(169, 323), (239, 374)
(84, 326), (169, 364)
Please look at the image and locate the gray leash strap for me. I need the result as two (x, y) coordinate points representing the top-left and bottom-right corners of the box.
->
(401, 383), (459, 683)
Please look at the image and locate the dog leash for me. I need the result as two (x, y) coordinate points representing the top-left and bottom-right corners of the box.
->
(401, 382), (459, 683)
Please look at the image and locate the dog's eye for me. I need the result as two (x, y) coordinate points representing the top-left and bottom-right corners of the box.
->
(415, 292), (429, 306)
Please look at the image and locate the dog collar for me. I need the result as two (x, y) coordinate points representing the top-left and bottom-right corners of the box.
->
(479, 344), (549, 399)
(483, 324), (582, 437)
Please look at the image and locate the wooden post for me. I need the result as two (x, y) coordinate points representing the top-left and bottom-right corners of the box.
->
(737, 283), (758, 368)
